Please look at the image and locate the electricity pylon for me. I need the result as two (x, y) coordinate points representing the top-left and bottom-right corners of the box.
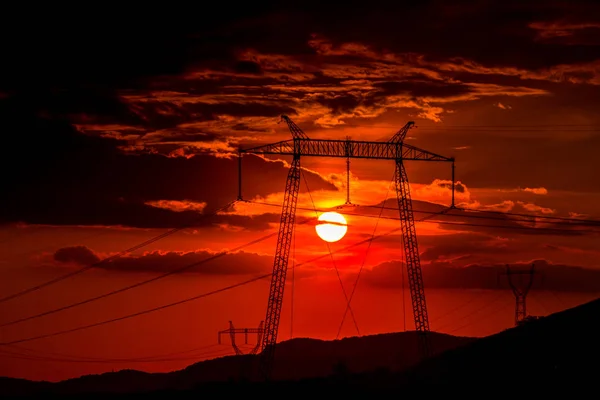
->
(239, 115), (455, 379)
(502, 264), (537, 326)
(218, 321), (264, 355)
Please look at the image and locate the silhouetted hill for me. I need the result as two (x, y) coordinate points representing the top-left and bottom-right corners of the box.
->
(191, 296), (600, 392)
(7, 293), (600, 399)
(400, 296), (600, 385)
(10, 292), (599, 398)
(0, 331), (471, 397)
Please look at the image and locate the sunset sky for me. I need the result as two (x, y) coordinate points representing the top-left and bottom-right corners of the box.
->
(1, 1), (600, 382)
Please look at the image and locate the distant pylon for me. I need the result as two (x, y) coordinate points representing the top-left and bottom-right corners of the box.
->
(502, 264), (536, 326)
(218, 321), (264, 355)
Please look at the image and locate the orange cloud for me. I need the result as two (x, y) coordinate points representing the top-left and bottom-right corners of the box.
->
(494, 102), (511, 110)
(145, 200), (207, 213)
(517, 201), (555, 215)
(497, 187), (549, 195)
(412, 179), (471, 205)
(523, 187), (548, 195)
(459, 200), (516, 213)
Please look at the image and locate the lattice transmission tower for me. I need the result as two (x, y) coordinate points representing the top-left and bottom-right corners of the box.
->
(502, 264), (538, 326)
(238, 115), (455, 379)
(218, 320), (264, 355)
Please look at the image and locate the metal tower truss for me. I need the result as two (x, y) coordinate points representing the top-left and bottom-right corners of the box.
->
(395, 160), (430, 357)
(258, 155), (301, 378)
(343, 135), (357, 207)
(242, 138), (450, 161)
(240, 116), (455, 379)
(503, 264), (536, 326)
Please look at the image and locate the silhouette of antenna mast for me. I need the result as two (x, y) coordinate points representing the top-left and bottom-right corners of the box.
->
(218, 321), (264, 355)
(502, 263), (537, 326)
(239, 115), (456, 379)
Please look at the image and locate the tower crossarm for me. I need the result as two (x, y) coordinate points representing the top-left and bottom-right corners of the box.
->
(281, 115), (310, 139)
(227, 328), (264, 334)
(389, 121), (415, 143)
(242, 139), (452, 162)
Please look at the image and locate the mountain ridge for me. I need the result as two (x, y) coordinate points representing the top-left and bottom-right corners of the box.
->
(0, 331), (472, 396)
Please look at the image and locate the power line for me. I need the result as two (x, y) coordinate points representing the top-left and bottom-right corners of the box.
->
(436, 291), (508, 332)
(336, 170), (395, 339)
(446, 300), (513, 335)
(246, 198), (600, 227)
(301, 170), (360, 336)
(0, 201), (236, 305)
(453, 206), (600, 225)
(0, 213), (319, 328)
(430, 290), (487, 327)
(3, 200), (597, 343)
(245, 200), (600, 235)
(0, 275), (270, 346)
(356, 203), (600, 227)
(0, 225), (404, 346)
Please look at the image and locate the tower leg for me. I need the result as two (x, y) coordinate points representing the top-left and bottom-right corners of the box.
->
(259, 155), (301, 379)
(394, 160), (430, 358)
(229, 321), (242, 356)
(516, 294), (526, 326)
(506, 264), (535, 326)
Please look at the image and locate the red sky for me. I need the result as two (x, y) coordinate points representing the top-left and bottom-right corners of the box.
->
(1, 0), (600, 382)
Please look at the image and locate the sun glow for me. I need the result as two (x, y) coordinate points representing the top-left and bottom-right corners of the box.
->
(315, 212), (348, 243)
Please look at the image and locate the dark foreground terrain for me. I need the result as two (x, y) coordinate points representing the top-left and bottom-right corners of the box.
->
(4, 297), (600, 397)
(0, 331), (470, 397)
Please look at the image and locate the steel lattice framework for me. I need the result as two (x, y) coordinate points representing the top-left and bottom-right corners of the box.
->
(395, 159), (430, 356)
(258, 155), (301, 378)
(502, 264), (536, 326)
(240, 115), (455, 379)
(242, 138), (451, 161)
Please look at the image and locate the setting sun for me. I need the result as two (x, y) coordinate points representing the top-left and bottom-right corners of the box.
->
(315, 212), (348, 243)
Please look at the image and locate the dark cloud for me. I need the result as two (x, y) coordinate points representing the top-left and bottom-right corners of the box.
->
(1, 0), (599, 232)
(314, 94), (365, 115)
(435, 181), (467, 194)
(53, 246), (100, 266)
(51, 246), (273, 275)
(0, 110), (335, 228)
(0, 4), (284, 90)
(373, 81), (472, 98)
(307, 1), (600, 69)
(362, 259), (600, 292)
(123, 101), (297, 131)
(408, 121), (600, 193)
(233, 61), (264, 75)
